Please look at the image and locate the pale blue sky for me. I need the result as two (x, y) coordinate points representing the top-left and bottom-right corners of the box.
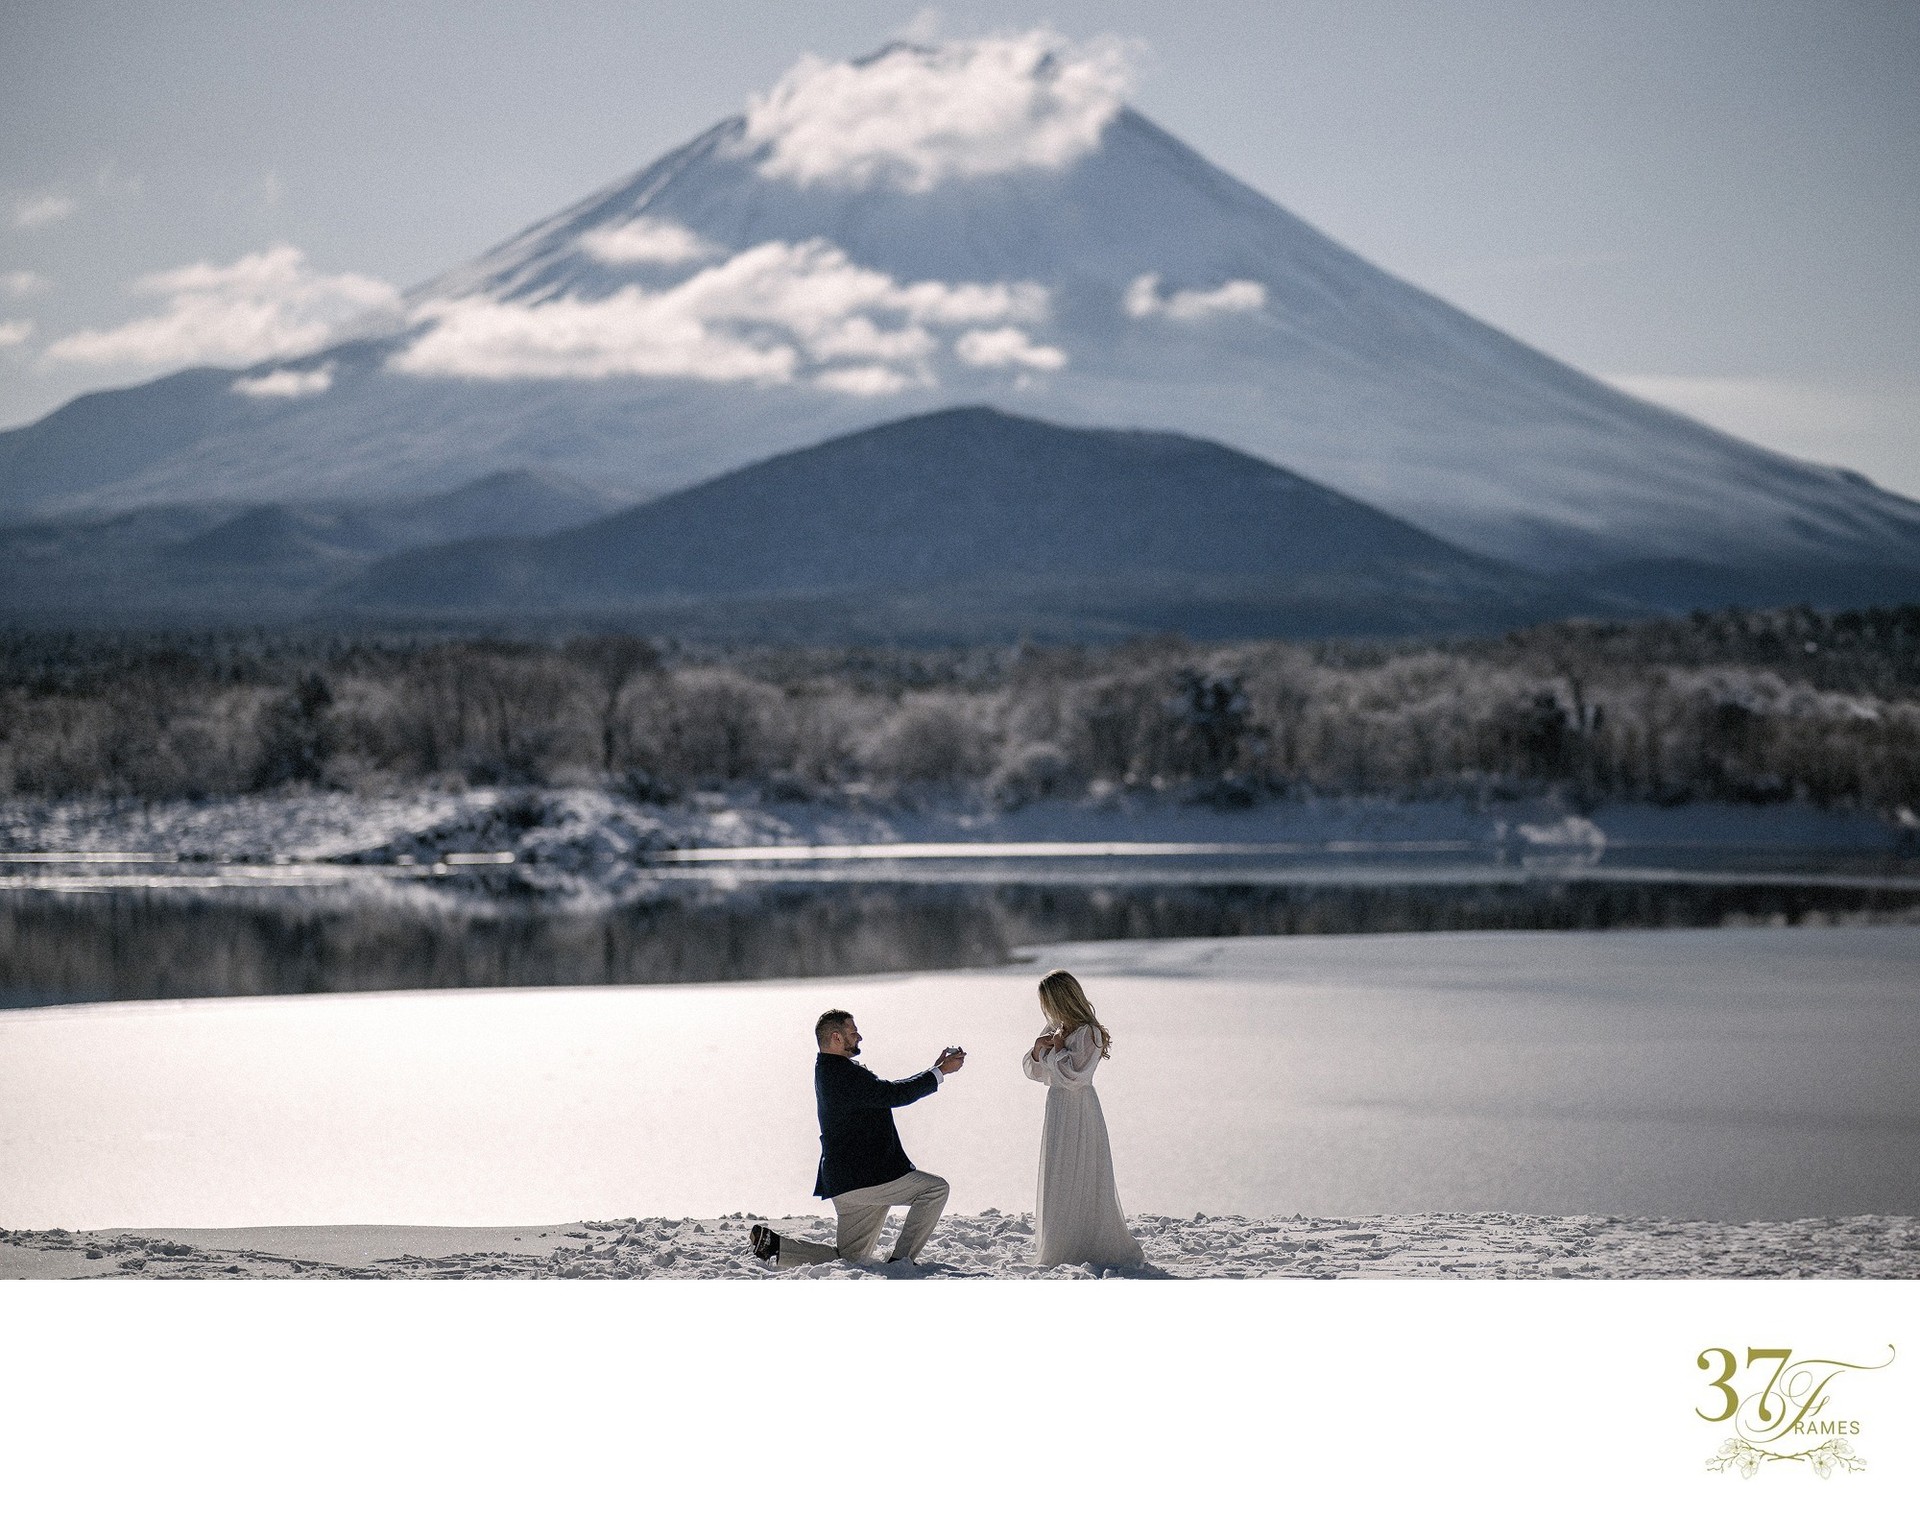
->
(2, 0), (1916, 492)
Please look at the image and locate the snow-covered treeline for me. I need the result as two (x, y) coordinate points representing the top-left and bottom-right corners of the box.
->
(2, 607), (1916, 809)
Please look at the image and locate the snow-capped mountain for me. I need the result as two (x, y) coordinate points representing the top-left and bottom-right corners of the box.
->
(3, 33), (1915, 603)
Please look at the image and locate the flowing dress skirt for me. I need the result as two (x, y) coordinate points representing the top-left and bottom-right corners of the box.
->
(1034, 1081), (1143, 1269)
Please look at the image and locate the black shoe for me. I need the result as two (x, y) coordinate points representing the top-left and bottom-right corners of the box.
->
(749, 1223), (780, 1262)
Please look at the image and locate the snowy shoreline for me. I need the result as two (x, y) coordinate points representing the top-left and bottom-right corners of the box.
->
(3, 787), (1912, 909)
(5, 1211), (1916, 1281)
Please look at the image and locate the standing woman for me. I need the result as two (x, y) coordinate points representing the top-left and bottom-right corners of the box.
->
(1022, 969), (1144, 1270)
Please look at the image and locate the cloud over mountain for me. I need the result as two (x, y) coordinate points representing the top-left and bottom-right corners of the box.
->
(389, 238), (1053, 389)
(578, 217), (721, 267)
(43, 245), (398, 370)
(736, 30), (1135, 191)
(4, 28), (1915, 612)
(1125, 275), (1267, 321)
(954, 326), (1065, 371)
(231, 363), (335, 399)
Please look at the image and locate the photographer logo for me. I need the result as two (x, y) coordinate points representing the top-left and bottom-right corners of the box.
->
(1696, 1344), (1896, 1477)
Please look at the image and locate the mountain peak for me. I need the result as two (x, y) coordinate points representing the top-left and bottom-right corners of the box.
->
(4, 29), (1915, 609)
(734, 29), (1135, 193)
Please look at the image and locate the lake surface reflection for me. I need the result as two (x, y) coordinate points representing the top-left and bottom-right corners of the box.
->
(5, 859), (1918, 1008)
(7, 928), (1918, 1227)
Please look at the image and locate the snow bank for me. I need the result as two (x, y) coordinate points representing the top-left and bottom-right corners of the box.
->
(4, 1211), (1914, 1280)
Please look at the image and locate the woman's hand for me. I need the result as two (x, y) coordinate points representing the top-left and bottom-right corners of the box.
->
(1031, 1034), (1056, 1060)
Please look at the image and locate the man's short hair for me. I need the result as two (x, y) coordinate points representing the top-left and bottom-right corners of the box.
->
(815, 1009), (854, 1047)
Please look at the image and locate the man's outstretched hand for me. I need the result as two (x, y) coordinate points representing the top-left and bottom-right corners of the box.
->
(936, 1046), (966, 1075)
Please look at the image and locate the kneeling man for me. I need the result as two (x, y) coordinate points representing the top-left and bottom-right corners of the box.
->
(751, 1010), (965, 1269)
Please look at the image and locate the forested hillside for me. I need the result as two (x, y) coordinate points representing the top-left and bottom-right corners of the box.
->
(3, 607), (1916, 811)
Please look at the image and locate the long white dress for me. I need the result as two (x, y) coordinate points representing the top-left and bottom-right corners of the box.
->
(1021, 1024), (1144, 1270)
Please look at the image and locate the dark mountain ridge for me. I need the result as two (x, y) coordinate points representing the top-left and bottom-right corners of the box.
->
(327, 407), (1606, 640)
(0, 469), (627, 625)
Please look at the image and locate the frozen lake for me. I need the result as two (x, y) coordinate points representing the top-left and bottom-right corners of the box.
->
(2, 926), (1915, 1230)
(4, 856), (1917, 1008)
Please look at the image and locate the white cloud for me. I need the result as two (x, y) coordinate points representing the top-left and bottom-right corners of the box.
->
(12, 193), (76, 230)
(806, 315), (936, 363)
(0, 319), (33, 349)
(738, 30), (1137, 192)
(43, 245), (399, 369)
(954, 325), (1065, 370)
(2, 271), (48, 299)
(579, 217), (722, 267)
(232, 362), (335, 399)
(392, 286), (797, 384)
(1125, 274), (1267, 321)
(389, 236), (1059, 392)
(816, 364), (913, 396)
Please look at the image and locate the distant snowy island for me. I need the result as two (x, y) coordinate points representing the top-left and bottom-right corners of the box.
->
(5, 784), (1914, 912)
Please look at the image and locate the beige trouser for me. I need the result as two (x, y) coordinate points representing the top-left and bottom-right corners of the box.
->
(775, 1169), (950, 1268)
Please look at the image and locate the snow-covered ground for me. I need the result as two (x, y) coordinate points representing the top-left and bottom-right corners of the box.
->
(4, 1211), (1915, 1280)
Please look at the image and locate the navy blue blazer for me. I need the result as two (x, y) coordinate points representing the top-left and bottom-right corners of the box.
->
(813, 1053), (938, 1199)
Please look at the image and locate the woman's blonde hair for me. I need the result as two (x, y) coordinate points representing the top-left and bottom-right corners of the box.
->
(1037, 969), (1112, 1059)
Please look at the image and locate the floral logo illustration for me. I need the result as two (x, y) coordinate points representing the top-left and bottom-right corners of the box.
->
(1696, 1344), (1896, 1477)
